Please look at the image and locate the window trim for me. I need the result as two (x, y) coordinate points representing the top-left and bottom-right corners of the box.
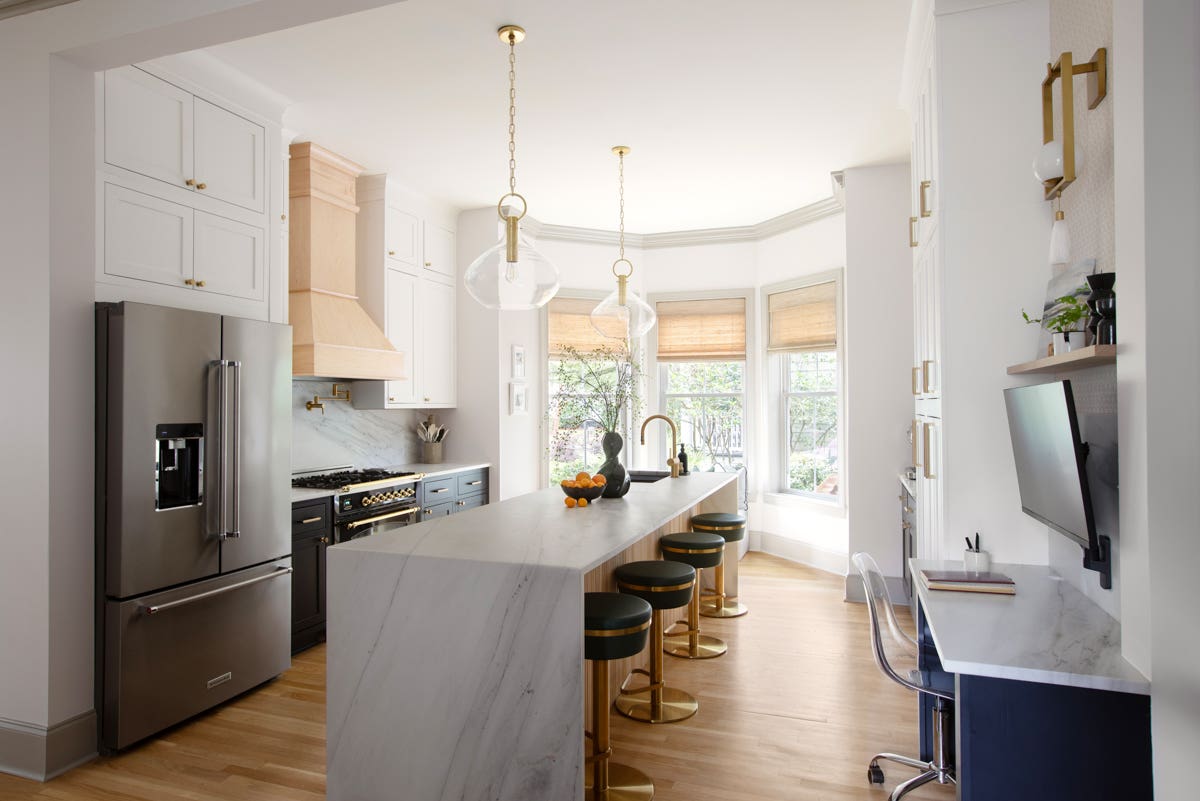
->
(760, 269), (845, 507)
(646, 288), (756, 476)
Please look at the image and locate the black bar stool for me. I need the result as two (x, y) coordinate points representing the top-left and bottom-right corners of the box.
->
(584, 592), (655, 801)
(613, 560), (698, 724)
(659, 531), (728, 659)
(691, 512), (749, 618)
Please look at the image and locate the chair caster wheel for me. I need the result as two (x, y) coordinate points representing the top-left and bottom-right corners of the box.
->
(868, 763), (885, 784)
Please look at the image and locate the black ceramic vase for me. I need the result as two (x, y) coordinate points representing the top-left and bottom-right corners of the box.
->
(597, 430), (631, 498)
(1086, 272), (1116, 343)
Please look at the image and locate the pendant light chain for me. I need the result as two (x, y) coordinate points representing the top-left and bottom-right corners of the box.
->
(507, 34), (518, 195)
(618, 149), (625, 260)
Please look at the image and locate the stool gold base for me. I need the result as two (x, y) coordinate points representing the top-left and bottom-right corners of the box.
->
(585, 762), (655, 801)
(663, 631), (727, 659)
(700, 598), (748, 618)
(615, 685), (698, 724)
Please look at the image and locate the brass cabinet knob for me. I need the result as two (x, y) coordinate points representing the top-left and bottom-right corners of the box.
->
(388, 250), (396, 256)
(388, 396), (396, 402)
(425, 261), (432, 267)
(196, 280), (206, 288)
(320, 537), (329, 544)
(281, 213), (287, 221)
(424, 397), (431, 402)
(184, 278), (195, 286)
(185, 178), (196, 187)
(196, 182), (207, 190)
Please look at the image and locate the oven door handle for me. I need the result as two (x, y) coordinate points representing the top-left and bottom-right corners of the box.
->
(344, 507), (419, 530)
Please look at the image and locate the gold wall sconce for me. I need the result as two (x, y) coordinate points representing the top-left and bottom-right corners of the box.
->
(305, 383), (352, 413)
(1038, 48), (1108, 200)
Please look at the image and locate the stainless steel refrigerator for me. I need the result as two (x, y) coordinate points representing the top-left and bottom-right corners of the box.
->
(95, 302), (292, 750)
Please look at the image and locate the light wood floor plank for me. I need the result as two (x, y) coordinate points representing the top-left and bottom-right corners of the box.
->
(0, 553), (951, 800)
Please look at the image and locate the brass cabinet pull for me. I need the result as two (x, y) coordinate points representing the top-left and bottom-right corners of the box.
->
(196, 280), (206, 288)
(345, 507), (418, 530)
(185, 178), (196, 187)
(388, 250), (396, 256)
(466, 480), (481, 486)
(319, 536), (329, 544)
(912, 418), (921, 468)
(902, 522), (912, 530)
(184, 278), (195, 286)
(911, 367), (921, 396)
(923, 422), (937, 480)
(424, 397), (431, 402)
(430, 487), (448, 494)
(196, 182), (207, 190)
(909, 216), (919, 248)
(919, 180), (932, 218)
(300, 516), (322, 525)
(388, 396), (396, 402)
(922, 360), (935, 394)
(425, 261), (432, 267)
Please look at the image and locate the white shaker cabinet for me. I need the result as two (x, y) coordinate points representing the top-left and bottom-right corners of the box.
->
(383, 268), (418, 405)
(193, 97), (266, 213)
(417, 279), (456, 406)
(193, 210), (265, 301)
(104, 184), (193, 288)
(385, 207), (421, 271)
(422, 223), (456, 279)
(104, 66), (194, 190)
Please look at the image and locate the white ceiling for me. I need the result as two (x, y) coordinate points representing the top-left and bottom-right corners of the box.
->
(207, 0), (912, 232)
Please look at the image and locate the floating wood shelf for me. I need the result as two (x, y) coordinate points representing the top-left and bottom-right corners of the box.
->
(1007, 344), (1117, 375)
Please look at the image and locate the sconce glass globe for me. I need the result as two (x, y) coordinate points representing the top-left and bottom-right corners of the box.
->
(1033, 139), (1085, 183)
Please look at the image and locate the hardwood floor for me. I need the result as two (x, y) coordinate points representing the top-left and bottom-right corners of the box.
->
(0, 553), (951, 801)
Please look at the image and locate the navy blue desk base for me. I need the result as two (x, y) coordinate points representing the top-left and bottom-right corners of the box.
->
(916, 600), (1152, 801)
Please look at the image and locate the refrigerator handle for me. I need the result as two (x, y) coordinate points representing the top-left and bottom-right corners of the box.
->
(213, 359), (228, 540)
(228, 359), (242, 539)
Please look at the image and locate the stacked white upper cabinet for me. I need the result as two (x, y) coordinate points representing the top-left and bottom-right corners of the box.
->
(353, 175), (457, 409)
(98, 64), (285, 322)
(902, 0), (1050, 563)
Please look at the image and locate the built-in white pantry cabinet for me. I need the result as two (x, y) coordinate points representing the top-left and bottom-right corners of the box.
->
(96, 63), (284, 322)
(354, 175), (458, 409)
(902, 0), (1051, 564)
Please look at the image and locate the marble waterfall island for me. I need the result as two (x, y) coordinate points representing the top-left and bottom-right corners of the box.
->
(325, 472), (739, 801)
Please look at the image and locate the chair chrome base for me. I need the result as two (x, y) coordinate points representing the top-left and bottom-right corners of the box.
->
(615, 685), (699, 724)
(867, 702), (955, 801)
(585, 762), (655, 801)
(663, 631), (727, 659)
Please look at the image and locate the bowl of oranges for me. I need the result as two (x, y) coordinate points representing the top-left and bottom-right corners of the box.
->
(561, 472), (606, 507)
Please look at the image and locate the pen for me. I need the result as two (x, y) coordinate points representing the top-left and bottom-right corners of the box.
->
(965, 536), (973, 552)
(975, 532), (981, 553)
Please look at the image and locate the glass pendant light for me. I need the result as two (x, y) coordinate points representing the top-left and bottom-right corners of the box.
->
(591, 146), (656, 340)
(464, 25), (560, 311)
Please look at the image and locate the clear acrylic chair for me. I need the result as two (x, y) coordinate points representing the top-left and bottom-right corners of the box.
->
(852, 551), (955, 800)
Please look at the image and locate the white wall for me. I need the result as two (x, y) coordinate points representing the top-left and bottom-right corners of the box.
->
(842, 164), (915, 580)
(1142, 0), (1200, 794)
(0, 0), (400, 779)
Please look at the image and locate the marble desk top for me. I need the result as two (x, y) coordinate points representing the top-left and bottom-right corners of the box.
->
(911, 559), (1150, 695)
(334, 472), (738, 571)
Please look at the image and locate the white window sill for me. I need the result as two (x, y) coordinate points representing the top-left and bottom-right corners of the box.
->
(761, 492), (847, 519)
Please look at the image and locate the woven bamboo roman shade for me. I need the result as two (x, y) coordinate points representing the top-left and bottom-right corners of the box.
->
(654, 298), (747, 362)
(767, 281), (838, 353)
(547, 297), (622, 355)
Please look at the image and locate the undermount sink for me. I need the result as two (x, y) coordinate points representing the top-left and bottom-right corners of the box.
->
(628, 470), (671, 483)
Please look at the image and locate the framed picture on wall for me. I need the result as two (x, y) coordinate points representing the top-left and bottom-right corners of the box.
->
(512, 345), (526, 380)
(509, 382), (528, 415)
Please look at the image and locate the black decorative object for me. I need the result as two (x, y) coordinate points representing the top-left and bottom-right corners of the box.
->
(1085, 272), (1115, 343)
(598, 431), (631, 498)
(677, 443), (690, 475)
(1095, 296), (1116, 344)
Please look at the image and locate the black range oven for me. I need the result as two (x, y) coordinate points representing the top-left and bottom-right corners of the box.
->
(292, 469), (424, 543)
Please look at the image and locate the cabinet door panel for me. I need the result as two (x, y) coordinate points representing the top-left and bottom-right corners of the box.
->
(418, 280), (456, 405)
(291, 531), (326, 635)
(194, 211), (265, 301)
(194, 98), (266, 213)
(385, 268), (418, 406)
(423, 223), (456, 278)
(105, 67), (193, 190)
(104, 184), (193, 288)
(386, 207), (420, 270)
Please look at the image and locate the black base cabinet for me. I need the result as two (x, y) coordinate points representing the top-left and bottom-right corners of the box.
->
(419, 467), (489, 520)
(291, 498), (330, 653)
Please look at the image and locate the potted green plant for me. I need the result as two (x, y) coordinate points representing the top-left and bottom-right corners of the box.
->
(1023, 295), (1089, 355)
(548, 344), (642, 497)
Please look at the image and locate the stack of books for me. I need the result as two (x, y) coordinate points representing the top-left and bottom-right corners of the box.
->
(920, 569), (1016, 595)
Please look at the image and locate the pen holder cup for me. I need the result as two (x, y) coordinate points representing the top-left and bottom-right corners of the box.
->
(421, 441), (444, 465)
(964, 549), (991, 573)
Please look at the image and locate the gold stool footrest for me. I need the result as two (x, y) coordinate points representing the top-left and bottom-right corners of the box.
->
(614, 685), (699, 725)
(663, 630), (728, 660)
(618, 668), (663, 697)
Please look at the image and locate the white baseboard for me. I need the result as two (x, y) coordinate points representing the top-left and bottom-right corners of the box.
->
(0, 710), (96, 781)
(749, 530), (847, 576)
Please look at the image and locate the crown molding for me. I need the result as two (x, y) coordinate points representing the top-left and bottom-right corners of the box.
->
(528, 195), (844, 250)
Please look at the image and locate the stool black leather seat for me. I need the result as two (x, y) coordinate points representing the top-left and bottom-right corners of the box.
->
(659, 532), (728, 660)
(691, 512), (749, 618)
(583, 592), (653, 801)
(613, 560), (698, 724)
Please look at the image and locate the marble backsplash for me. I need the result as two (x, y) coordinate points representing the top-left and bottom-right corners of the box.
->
(292, 380), (421, 473)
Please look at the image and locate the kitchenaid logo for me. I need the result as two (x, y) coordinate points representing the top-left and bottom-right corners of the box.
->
(207, 672), (233, 689)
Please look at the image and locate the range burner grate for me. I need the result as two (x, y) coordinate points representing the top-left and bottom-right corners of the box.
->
(291, 469), (418, 491)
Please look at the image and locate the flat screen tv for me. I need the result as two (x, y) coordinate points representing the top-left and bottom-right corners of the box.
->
(1004, 380), (1111, 588)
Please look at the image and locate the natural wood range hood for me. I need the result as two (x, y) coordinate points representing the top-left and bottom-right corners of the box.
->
(289, 142), (406, 380)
